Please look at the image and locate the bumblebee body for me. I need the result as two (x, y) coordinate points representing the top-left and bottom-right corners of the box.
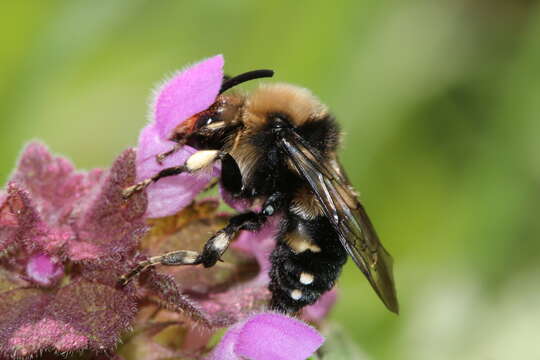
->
(122, 73), (398, 314)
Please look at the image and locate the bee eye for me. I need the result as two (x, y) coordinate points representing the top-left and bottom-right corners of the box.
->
(196, 114), (215, 129)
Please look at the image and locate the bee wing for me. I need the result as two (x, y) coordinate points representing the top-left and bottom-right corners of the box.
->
(280, 131), (399, 313)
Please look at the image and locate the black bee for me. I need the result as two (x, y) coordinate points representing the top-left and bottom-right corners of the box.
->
(121, 70), (399, 314)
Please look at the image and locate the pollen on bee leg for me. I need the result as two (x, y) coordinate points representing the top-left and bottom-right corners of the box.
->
(299, 272), (314, 285)
(290, 289), (303, 300)
(185, 150), (221, 172)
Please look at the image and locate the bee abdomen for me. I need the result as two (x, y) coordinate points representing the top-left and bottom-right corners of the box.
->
(269, 216), (347, 314)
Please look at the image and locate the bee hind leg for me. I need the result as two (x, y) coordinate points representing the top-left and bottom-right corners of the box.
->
(118, 211), (267, 285)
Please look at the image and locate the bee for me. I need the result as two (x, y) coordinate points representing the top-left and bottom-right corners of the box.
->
(121, 69), (399, 314)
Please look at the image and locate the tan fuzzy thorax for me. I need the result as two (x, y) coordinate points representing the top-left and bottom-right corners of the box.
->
(242, 83), (328, 131)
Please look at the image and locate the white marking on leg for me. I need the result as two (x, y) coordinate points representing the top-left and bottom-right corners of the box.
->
(299, 272), (314, 285)
(186, 150), (220, 172)
(290, 289), (303, 300)
(212, 232), (230, 252)
(182, 251), (200, 264)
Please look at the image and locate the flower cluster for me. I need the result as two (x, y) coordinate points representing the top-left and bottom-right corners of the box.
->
(0, 56), (344, 360)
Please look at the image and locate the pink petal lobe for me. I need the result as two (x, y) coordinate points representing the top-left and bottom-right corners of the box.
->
(137, 125), (213, 218)
(207, 313), (324, 360)
(153, 54), (224, 139)
(26, 253), (64, 287)
(235, 313), (323, 360)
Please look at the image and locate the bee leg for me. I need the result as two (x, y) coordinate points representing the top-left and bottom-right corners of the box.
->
(118, 250), (201, 286)
(119, 211), (267, 285)
(155, 141), (185, 164)
(262, 192), (286, 216)
(123, 150), (224, 198)
(200, 211), (267, 267)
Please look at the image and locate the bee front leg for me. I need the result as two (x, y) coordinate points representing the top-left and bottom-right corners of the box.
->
(123, 150), (224, 198)
(155, 141), (185, 164)
(119, 211), (267, 285)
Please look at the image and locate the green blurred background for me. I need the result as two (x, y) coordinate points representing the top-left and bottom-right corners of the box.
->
(1, 1), (539, 359)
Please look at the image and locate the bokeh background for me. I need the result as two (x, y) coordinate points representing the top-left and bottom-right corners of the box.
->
(1, 1), (539, 359)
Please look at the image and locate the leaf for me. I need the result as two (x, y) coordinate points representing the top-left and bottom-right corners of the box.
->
(140, 271), (211, 328)
(0, 278), (137, 357)
(0, 145), (146, 357)
(0, 184), (50, 255)
(70, 148), (147, 261)
(11, 142), (99, 227)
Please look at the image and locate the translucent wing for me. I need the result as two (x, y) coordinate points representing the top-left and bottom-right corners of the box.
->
(280, 131), (399, 313)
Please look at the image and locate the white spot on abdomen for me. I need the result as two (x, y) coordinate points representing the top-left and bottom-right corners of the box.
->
(299, 272), (314, 285)
(290, 289), (303, 300)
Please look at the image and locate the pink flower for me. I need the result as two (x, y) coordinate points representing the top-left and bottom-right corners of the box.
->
(137, 55), (224, 218)
(206, 312), (324, 360)
(25, 253), (64, 287)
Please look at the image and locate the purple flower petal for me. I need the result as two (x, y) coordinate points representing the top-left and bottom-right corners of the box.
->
(153, 55), (224, 139)
(302, 288), (338, 323)
(26, 253), (64, 287)
(207, 313), (324, 360)
(137, 55), (224, 218)
(137, 125), (214, 218)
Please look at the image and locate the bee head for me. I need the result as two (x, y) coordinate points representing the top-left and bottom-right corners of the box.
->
(180, 69), (274, 148)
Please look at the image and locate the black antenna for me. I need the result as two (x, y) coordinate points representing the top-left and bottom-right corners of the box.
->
(219, 69), (274, 94)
